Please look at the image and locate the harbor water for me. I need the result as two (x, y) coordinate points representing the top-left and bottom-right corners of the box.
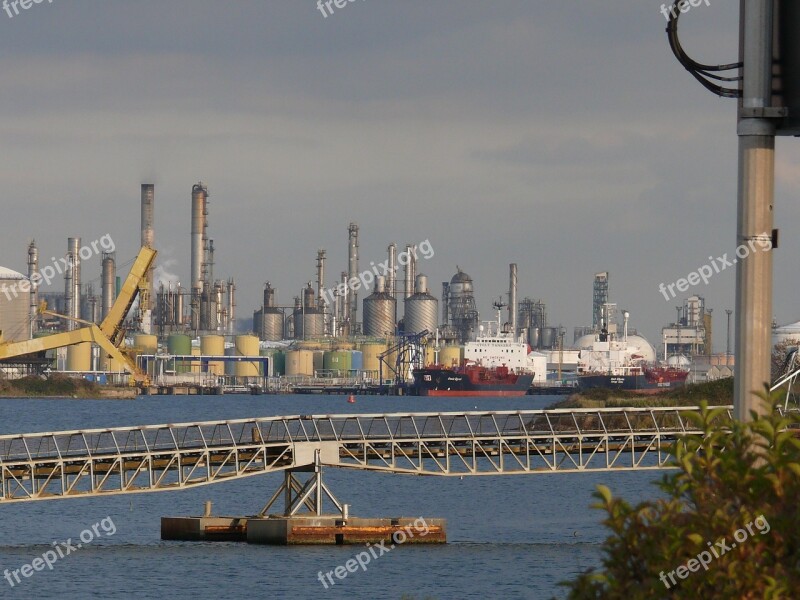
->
(0, 394), (664, 599)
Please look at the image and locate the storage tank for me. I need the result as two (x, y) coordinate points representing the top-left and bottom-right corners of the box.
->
(0, 267), (31, 342)
(167, 334), (190, 355)
(424, 345), (435, 367)
(380, 346), (399, 379)
(541, 327), (557, 349)
(360, 342), (388, 374)
(224, 346), (237, 376)
(439, 345), (463, 367)
(447, 268), (479, 343)
(235, 335), (260, 377)
(625, 335), (657, 363)
(773, 321), (800, 346)
(574, 334), (596, 350)
(259, 348), (284, 377)
(167, 334), (191, 373)
(257, 283), (285, 341)
(191, 347), (201, 374)
(294, 284), (324, 339)
(363, 276), (396, 337)
(66, 342), (92, 371)
(286, 349), (314, 376)
(351, 350), (363, 373)
(313, 350), (324, 375)
(324, 350), (352, 374)
(99, 351), (127, 372)
(528, 327), (541, 349)
(134, 334), (158, 355)
(201, 335), (225, 375)
(273, 350), (285, 375)
(294, 310), (324, 340)
(261, 309), (284, 341)
(404, 274), (438, 335)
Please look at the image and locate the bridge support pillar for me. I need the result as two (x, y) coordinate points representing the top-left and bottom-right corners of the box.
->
(259, 454), (344, 518)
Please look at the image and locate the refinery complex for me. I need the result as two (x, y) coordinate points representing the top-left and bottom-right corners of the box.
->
(0, 182), (774, 394)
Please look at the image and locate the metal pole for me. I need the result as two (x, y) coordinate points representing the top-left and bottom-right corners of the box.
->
(735, 0), (775, 420)
(725, 309), (733, 367)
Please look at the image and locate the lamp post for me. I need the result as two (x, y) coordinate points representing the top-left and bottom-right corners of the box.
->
(726, 309), (733, 368)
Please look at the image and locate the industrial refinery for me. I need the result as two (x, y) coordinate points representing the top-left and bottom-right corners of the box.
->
(0, 182), (751, 395)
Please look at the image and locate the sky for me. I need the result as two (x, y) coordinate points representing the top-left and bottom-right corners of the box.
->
(2, 0), (799, 349)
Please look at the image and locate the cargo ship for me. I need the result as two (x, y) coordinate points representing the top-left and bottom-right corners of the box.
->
(411, 304), (537, 396)
(577, 365), (689, 391)
(576, 309), (689, 392)
(411, 363), (534, 396)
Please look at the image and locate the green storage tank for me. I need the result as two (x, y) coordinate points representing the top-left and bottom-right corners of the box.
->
(167, 334), (192, 373)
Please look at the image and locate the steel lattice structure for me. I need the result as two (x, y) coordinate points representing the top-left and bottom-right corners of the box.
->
(0, 407), (734, 504)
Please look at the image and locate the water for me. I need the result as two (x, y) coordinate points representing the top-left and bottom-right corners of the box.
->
(0, 394), (664, 599)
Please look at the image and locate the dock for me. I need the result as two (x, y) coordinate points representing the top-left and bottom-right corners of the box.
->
(162, 514), (446, 545)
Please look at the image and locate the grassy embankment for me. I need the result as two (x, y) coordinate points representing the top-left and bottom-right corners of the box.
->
(548, 377), (734, 409)
(0, 374), (114, 399)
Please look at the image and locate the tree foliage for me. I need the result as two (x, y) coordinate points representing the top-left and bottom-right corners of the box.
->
(564, 390), (800, 599)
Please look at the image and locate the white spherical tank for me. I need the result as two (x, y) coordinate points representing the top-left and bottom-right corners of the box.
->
(625, 334), (657, 363)
(0, 267), (31, 342)
(574, 334), (597, 350)
(666, 354), (691, 368)
(773, 321), (800, 346)
(573, 332), (656, 363)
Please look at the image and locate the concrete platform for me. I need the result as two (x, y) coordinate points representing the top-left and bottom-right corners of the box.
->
(248, 515), (446, 545)
(161, 516), (248, 541)
(161, 515), (446, 545)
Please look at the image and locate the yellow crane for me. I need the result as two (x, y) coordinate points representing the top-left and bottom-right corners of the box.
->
(0, 247), (157, 385)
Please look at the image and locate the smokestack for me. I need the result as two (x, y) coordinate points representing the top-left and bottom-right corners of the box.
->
(190, 183), (208, 331)
(348, 223), (359, 331)
(27, 240), (38, 336)
(206, 239), (215, 290)
(317, 249), (326, 309)
(387, 243), (397, 298)
(87, 284), (98, 324)
(65, 238), (81, 331)
(340, 270), (350, 337)
(141, 184), (155, 250)
(263, 282), (275, 309)
(404, 244), (415, 299)
(214, 281), (224, 332)
(226, 278), (235, 335)
(140, 184), (155, 332)
(191, 184), (207, 294)
(442, 282), (450, 325)
(509, 263), (517, 337)
(101, 252), (116, 320)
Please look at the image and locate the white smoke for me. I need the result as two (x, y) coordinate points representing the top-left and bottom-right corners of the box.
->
(154, 258), (181, 289)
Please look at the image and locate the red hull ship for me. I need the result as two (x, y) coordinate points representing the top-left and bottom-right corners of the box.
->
(411, 363), (533, 397)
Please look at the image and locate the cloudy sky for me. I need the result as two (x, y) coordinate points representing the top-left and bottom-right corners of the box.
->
(2, 1), (798, 347)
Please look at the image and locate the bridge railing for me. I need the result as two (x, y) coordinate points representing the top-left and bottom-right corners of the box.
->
(0, 406), (743, 502)
(0, 406), (736, 463)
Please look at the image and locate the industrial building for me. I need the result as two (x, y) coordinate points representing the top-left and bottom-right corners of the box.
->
(0, 179), (769, 394)
(661, 295), (712, 358)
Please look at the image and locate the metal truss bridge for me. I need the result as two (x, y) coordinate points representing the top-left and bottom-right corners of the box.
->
(0, 406), (735, 508)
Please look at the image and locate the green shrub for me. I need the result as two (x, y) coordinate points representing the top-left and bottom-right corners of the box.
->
(563, 389), (800, 599)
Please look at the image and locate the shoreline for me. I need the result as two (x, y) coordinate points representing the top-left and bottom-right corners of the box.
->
(546, 378), (734, 409)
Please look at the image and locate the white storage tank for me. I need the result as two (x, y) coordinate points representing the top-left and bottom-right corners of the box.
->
(0, 267), (31, 343)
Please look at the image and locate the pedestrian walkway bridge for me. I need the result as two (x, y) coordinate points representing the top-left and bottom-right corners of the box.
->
(0, 406), (736, 505)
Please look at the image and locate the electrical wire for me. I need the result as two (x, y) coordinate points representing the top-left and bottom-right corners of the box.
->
(665, 2), (742, 98)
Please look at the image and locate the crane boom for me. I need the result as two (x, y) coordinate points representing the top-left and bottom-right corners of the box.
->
(100, 247), (156, 346)
(0, 246), (157, 385)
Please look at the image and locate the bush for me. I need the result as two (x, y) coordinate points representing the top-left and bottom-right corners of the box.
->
(563, 389), (800, 599)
